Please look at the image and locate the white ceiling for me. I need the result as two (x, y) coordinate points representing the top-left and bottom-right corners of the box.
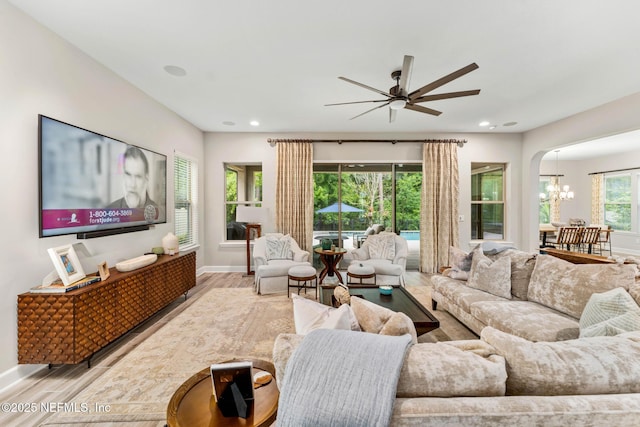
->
(9, 0), (640, 137)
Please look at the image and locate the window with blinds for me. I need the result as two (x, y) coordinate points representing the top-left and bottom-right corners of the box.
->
(174, 153), (198, 248)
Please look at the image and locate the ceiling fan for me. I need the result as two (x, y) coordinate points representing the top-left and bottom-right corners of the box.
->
(326, 55), (480, 122)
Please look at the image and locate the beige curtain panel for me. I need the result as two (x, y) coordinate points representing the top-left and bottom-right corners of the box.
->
(276, 141), (314, 252)
(591, 173), (604, 225)
(420, 142), (459, 273)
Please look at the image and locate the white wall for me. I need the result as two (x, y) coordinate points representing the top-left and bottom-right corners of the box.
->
(0, 1), (204, 388)
(522, 92), (640, 252)
(203, 132), (523, 270)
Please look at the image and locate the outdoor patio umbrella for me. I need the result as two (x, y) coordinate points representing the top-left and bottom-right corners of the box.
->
(316, 202), (363, 213)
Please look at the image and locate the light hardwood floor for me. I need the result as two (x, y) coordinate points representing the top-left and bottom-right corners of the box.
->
(0, 271), (473, 427)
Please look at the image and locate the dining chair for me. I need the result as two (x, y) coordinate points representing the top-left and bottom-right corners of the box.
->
(579, 226), (601, 254)
(548, 226), (582, 251)
(590, 224), (612, 256)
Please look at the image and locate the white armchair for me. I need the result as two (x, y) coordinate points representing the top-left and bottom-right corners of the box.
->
(253, 233), (311, 294)
(344, 232), (408, 286)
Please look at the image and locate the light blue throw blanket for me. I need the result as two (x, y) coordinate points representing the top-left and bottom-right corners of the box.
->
(277, 329), (412, 427)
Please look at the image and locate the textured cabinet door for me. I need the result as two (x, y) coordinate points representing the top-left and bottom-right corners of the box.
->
(75, 284), (118, 362)
(115, 272), (147, 335)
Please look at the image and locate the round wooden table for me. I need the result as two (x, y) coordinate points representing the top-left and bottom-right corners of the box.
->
(314, 248), (347, 284)
(166, 359), (278, 427)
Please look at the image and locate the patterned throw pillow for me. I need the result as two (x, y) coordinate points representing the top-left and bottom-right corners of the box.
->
(467, 245), (512, 299)
(367, 233), (396, 260)
(579, 287), (640, 337)
(265, 234), (292, 260)
(449, 246), (473, 271)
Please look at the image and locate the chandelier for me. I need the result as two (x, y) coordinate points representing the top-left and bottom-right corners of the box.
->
(539, 150), (575, 202)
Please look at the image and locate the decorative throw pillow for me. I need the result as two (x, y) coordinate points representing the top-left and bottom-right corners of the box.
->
(449, 246), (473, 271)
(291, 294), (360, 334)
(467, 245), (512, 299)
(579, 287), (640, 337)
(350, 296), (417, 343)
(265, 234), (292, 260)
(367, 233), (396, 260)
(527, 255), (637, 319)
(481, 326), (640, 396)
(630, 282), (640, 307)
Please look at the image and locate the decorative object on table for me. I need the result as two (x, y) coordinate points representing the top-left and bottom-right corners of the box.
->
(162, 232), (179, 255)
(210, 360), (254, 418)
(98, 261), (110, 281)
(47, 244), (86, 286)
(379, 285), (393, 295)
(253, 371), (273, 389)
(30, 275), (101, 293)
(236, 205), (268, 275)
(333, 284), (351, 305)
(151, 246), (164, 255)
(115, 254), (158, 272)
(321, 238), (332, 250)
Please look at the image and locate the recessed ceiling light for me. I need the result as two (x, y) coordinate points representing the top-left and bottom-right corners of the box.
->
(250, 120), (260, 127)
(222, 121), (235, 126)
(163, 65), (187, 77)
(503, 121), (518, 127)
(489, 125), (497, 130)
(478, 121), (490, 127)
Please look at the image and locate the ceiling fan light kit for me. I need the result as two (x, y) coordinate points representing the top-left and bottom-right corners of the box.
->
(327, 55), (480, 122)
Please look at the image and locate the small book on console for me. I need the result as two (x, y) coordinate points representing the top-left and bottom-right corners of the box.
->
(210, 360), (254, 418)
(30, 275), (101, 294)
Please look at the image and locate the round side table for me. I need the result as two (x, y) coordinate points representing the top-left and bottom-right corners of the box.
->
(166, 358), (278, 427)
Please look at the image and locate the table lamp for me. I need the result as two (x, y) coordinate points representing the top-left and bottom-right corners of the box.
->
(236, 206), (267, 275)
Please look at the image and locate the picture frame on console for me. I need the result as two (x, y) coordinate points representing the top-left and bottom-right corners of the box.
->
(47, 244), (85, 286)
(98, 261), (110, 281)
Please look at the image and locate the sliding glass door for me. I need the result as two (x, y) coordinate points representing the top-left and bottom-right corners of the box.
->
(313, 163), (421, 269)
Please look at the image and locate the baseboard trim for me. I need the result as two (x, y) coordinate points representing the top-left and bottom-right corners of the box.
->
(0, 364), (46, 395)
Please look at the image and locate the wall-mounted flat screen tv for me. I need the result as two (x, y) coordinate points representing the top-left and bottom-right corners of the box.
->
(39, 115), (167, 238)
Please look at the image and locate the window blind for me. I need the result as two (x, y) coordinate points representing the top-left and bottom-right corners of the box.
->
(174, 153), (198, 248)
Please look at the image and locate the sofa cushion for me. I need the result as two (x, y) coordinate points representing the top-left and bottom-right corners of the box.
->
(257, 260), (310, 278)
(579, 287), (640, 337)
(265, 234), (293, 260)
(356, 259), (403, 276)
(481, 326), (640, 396)
(291, 294), (360, 334)
(471, 301), (579, 341)
(467, 245), (512, 299)
(367, 233), (396, 260)
(630, 282), (640, 307)
(350, 296), (417, 343)
(396, 340), (506, 398)
(527, 254), (637, 319)
(431, 275), (508, 312)
(488, 249), (537, 300)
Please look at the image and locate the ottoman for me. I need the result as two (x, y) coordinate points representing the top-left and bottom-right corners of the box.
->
(347, 263), (376, 285)
(287, 265), (318, 299)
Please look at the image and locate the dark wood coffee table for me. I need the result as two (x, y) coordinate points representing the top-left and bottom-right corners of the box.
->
(166, 358), (278, 427)
(320, 285), (440, 336)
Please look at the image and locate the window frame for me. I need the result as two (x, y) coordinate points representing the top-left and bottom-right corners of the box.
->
(174, 152), (199, 250)
(224, 163), (263, 241)
(470, 163), (506, 241)
(603, 172), (633, 232)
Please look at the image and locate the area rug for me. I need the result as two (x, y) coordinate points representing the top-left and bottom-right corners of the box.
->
(45, 287), (295, 424)
(44, 283), (460, 425)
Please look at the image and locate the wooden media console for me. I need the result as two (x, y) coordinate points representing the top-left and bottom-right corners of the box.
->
(17, 251), (196, 365)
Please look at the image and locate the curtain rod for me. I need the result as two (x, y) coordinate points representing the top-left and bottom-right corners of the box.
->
(589, 166), (640, 175)
(539, 174), (565, 177)
(267, 138), (467, 147)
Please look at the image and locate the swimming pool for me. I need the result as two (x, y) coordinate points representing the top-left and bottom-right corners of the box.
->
(400, 231), (420, 241)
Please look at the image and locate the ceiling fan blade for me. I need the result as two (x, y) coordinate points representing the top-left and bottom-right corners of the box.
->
(408, 63), (479, 101)
(339, 76), (391, 98)
(412, 89), (481, 103)
(349, 101), (390, 120)
(325, 99), (389, 106)
(397, 55), (414, 95)
(389, 108), (397, 123)
(404, 103), (442, 116)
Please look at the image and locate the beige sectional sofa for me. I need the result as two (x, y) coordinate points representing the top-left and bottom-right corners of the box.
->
(431, 247), (639, 341)
(274, 328), (640, 426)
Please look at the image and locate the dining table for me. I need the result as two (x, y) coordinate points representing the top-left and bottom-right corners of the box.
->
(539, 224), (557, 248)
